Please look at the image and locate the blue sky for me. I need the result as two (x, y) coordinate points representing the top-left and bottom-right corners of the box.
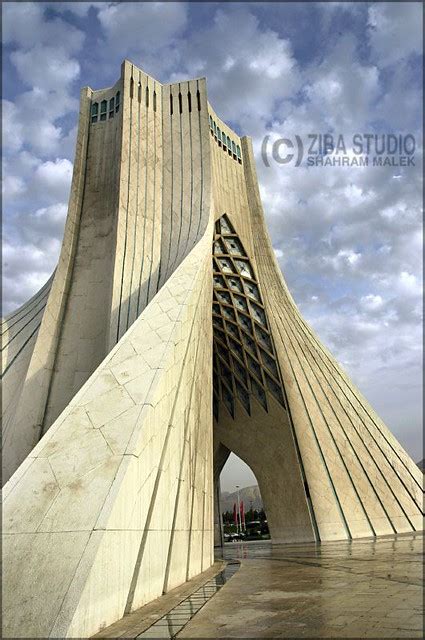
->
(2, 2), (423, 490)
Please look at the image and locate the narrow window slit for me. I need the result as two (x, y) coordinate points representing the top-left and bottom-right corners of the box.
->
(196, 89), (201, 111)
(100, 100), (107, 121)
(91, 102), (98, 123)
(146, 86), (149, 108)
(188, 91), (192, 112)
(178, 92), (182, 114)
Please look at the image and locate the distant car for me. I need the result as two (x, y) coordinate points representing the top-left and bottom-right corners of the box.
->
(224, 532), (245, 542)
(230, 532), (245, 542)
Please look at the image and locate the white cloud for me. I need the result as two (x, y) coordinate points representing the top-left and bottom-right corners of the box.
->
(324, 249), (362, 271)
(397, 271), (422, 297)
(2, 3), (45, 48)
(3, 4), (83, 158)
(368, 2), (423, 66)
(97, 2), (187, 53)
(3, 2), (84, 52)
(2, 203), (68, 314)
(2, 100), (24, 153)
(171, 6), (300, 133)
(32, 158), (73, 203)
(2, 175), (25, 199)
(302, 34), (380, 132)
(11, 45), (80, 91)
(18, 203), (68, 248)
(360, 294), (384, 311)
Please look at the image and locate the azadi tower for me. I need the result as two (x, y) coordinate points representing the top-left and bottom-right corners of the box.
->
(2, 61), (423, 638)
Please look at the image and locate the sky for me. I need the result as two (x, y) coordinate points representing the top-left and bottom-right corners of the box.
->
(2, 2), (423, 492)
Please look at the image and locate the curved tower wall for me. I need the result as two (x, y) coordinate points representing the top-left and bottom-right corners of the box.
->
(2, 85), (93, 482)
(2, 61), (211, 484)
(2, 60), (215, 639)
(2, 227), (214, 639)
(1, 276), (53, 464)
(241, 137), (423, 538)
(42, 78), (123, 432)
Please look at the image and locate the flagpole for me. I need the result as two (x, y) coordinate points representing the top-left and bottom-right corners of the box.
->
(216, 479), (224, 548)
(236, 485), (241, 535)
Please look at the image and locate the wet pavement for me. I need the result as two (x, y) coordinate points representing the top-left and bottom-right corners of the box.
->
(94, 533), (423, 638)
(135, 562), (240, 639)
(180, 533), (424, 638)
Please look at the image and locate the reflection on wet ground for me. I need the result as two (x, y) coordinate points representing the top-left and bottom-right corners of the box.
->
(135, 562), (240, 638)
(180, 533), (424, 638)
(94, 533), (423, 638)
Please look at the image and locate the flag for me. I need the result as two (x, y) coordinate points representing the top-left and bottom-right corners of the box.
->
(240, 500), (245, 530)
(233, 502), (237, 526)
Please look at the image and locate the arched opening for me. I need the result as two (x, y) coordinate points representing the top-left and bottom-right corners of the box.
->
(212, 214), (318, 545)
(215, 450), (270, 545)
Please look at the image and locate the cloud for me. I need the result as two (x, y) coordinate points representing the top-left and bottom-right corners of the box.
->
(301, 34), (380, 132)
(173, 7), (300, 132)
(2, 175), (26, 199)
(3, 3), (83, 157)
(97, 2), (188, 54)
(2, 203), (68, 314)
(397, 271), (422, 298)
(15, 202), (68, 249)
(325, 248), (362, 270)
(3, 153), (73, 219)
(2, 3), (46, 48)
(368, 2), (423, 67)
(360, 294), (384, 312)
(3, 2), (84, 52)
(3, 88), (76, 156)
(11, 45), (80, 91)
(31, 158), (73, 203)
(2, 100), (25, 153)
(46, 2), (100, 18)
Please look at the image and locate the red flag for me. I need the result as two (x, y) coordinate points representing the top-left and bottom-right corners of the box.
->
(233, 502), (237, 525)
(240, 500), (245, 530)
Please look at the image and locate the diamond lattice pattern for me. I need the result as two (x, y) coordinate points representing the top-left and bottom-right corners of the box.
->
(213, 215), (286, 421)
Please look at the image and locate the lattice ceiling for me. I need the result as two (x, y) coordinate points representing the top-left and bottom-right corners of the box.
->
(212, 215), (286, 422)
